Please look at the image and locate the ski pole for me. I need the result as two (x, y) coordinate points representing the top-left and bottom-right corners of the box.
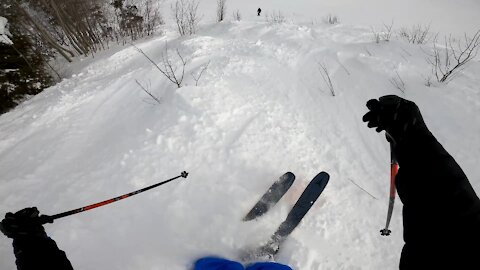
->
(38, 171), (189, 225)
(380, 142), (399, 236)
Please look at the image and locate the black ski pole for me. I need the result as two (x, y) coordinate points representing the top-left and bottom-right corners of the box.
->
(380, 141), (398, 236)
(38, 171), (189, 225)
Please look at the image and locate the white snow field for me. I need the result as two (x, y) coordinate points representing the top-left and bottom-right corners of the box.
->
(194, 0), (480, 37)
(1, 1), (480, 270)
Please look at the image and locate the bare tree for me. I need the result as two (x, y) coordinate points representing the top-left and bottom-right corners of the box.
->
(382, 21), (394, 42)
(266, 11), (286, 24)
(232, 9), (241, 21)
(191, 61), (210, 86)
(371, 27), (381, 44)
(323, 14), (339, 25)
(389, 70), (406, 93)
(318, 62), (335, 96)
(37, 0), (107, 56)
(172, 0), (200, 36)
(1, 1), (58, 113)
(143, 0), (164, 36)
(14, 2), (74, 62)
(371, 21), (394, 43)
(399, 24), (431, 44)
(12, 0), (165, 63)
(216, 0), (227, 22)
(134, 43), (188, 88)
(427, 31), (480, 83)
(109, 0), (164, 43)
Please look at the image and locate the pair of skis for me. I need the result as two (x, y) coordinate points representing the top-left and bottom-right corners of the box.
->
(241, 171), (330, 261)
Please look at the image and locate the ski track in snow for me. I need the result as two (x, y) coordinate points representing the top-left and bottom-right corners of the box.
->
(1, 19), (479, 270)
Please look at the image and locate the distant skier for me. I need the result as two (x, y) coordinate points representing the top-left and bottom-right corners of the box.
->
(257, 8), (262, 16)
(363, 95), (480, 269)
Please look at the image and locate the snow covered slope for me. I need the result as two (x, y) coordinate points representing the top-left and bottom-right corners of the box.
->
(1, 10), (479, 270)
(192, 0), (480, 36)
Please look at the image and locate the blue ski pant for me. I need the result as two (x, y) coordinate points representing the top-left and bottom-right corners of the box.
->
(194, 257), (293, 270)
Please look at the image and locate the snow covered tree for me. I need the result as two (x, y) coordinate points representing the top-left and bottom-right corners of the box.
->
(112, 0), (164, 40)
(172, 0), (200, 36)
(0, 1), (54, 114)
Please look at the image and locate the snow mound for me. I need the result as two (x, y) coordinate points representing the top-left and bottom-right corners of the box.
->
(0, 16), (13, 45)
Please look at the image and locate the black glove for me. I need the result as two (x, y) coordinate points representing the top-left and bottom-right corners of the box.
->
(0, 207), (52, 239)
(362, 95), (428, 144)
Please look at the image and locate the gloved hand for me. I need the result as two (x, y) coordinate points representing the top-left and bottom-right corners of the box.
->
(362, 95), (428, 144)
(0, 207), (51, 239)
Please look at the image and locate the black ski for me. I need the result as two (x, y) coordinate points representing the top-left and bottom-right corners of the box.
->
(243, 172), (330, 261)
(243, 172), (296, 221)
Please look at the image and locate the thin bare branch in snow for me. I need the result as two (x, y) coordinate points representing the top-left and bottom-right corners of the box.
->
(135, 79), (162, 104)
(191, 61), (210, 86)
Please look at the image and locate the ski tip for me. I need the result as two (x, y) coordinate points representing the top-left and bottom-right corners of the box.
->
(313, 171), (330, 184)
(317, 171), (330, 179)
(285, 172), (295, 178)
(312, 171), (330, 191)
(242, 215), (255, 222)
